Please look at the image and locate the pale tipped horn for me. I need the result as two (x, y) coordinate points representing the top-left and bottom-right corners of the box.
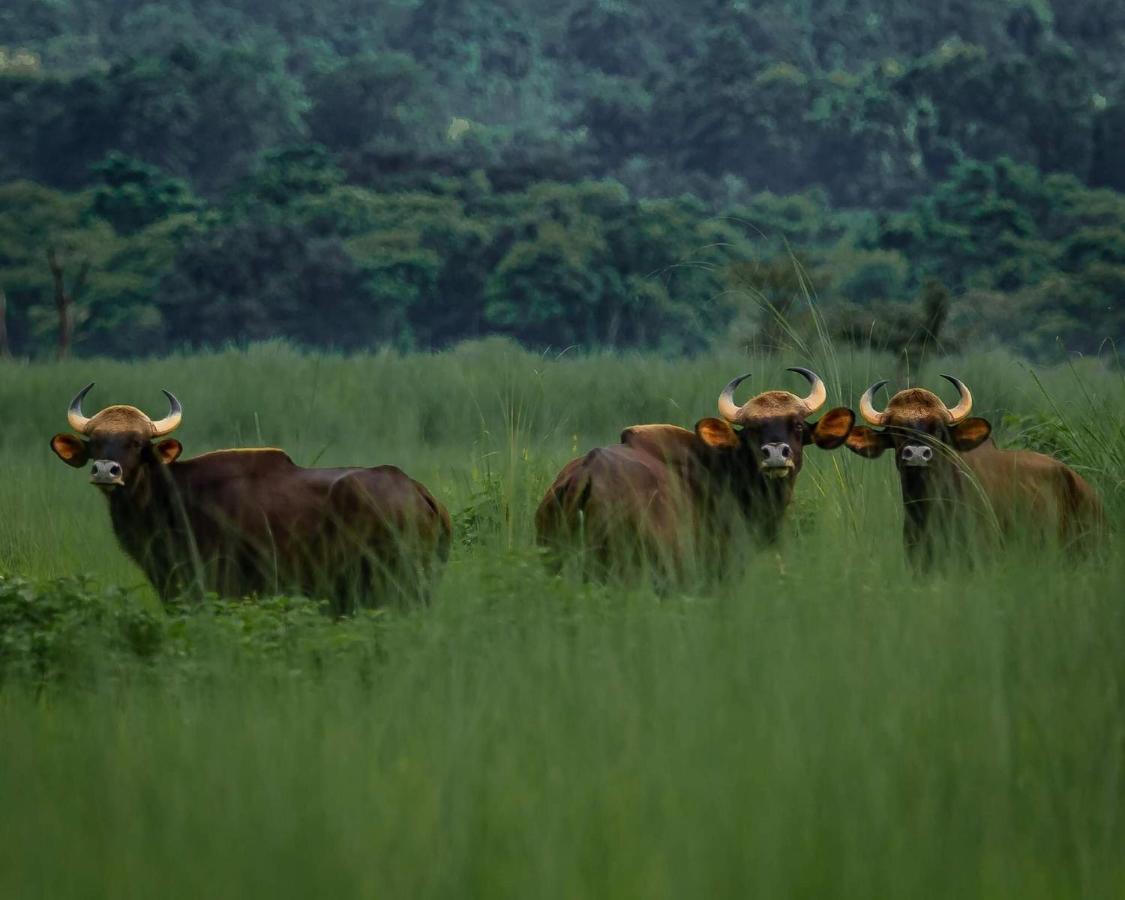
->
(149, 390), (183, 437)
(859, 380), (889, 426)
(717, 373), (752, 423)
(67, 383), (96, 434)
(788, 367), (827, 416)
(940, 374), (973, 424)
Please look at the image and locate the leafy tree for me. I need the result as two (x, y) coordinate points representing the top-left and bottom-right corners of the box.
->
(156, 218), (386, 349)
(0, 42), (306, 193)
(0, 182), (117, 355)
(306, 53), (442, 170)
(91, 152), (199, 234)
(230, 145), (345, 210)
(482, 182), (755, 350)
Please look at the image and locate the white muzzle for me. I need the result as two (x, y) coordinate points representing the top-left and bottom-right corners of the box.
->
(760, 443), (794, 478)
(900, 444), (933, 468)
(90, 459), (125, 488)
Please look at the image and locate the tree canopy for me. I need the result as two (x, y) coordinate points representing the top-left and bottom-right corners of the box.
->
(1, 0), (1122, 359)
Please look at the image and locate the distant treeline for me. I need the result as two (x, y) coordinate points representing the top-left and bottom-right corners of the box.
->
(0, 0), (1122, 359)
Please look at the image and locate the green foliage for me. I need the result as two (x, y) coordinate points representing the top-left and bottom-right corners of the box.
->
(4, 0), (1124, 202)
(0, 574), (394, 689)
(833, 249), (913, 306)
(830, 276), (952, 364)
(0, 181), (119, 350)
(306, 53), (444, 171)
(156, 218), (385, 349)
(999, 411), (1078, 461)
(230, 145), (345, 209)
(91, 152), (199, 234)
(0, 575), (162, 686)
(1, 1), (1124, 358)
(876, 158), (1125, 355)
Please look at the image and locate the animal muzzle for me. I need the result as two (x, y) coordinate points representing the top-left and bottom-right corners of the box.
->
(760, 443), (794, 477)
(900, 444), (934, 467)
(90, 459), (125, 488)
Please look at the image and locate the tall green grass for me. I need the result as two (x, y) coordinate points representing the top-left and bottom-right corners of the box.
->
(1, 340), (1122, 898)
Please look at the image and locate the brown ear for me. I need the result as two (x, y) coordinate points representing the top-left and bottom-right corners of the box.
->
(845, 426), (893, 458)
(808, 407), (855, 449)
(154, 439), (183, 464)
(51, 433), (90, 468)
(950, 417), (991, 452)
(694, 417), (740, 449)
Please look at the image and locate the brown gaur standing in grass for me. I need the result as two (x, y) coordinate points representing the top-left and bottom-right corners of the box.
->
(536, 368), (856, 580)
(844, 375), (1106, 565)
(50, 384), (451, 611)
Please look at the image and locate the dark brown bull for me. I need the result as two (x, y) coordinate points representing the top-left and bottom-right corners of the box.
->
(536, 368), (855, 579)
(50, 384), (451, 610)
(845, 375), (1105, 563)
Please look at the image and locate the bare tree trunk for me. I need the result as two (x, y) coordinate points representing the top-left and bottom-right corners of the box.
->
(0, 286), (9, 358)
(47, 247), (89, 361)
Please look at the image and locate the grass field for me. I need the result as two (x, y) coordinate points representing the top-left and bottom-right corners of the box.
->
(1, 339), (1123, 898)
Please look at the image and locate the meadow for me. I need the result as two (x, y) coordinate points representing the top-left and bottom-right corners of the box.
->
(1, 339), (1123, 899)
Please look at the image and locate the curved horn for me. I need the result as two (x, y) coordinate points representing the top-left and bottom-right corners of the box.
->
(940, 374), (973, 424)
(717, 373), (752, 423)
(149, 390), (183, 437)
(788, 367), (827, 416)
(67, 383), (96, 434)
(859, 380), (889, 426)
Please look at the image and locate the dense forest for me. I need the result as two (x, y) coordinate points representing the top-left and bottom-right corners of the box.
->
(1, 0), (1123, 359)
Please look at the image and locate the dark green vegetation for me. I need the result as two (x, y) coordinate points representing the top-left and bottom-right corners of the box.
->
(1, 344), (1123, 897)
(2, 0), (1123, 358)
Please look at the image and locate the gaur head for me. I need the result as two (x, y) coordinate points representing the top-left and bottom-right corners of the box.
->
(844, 375), (992, 470)
(50, 383), (184, 493)
(693, 367), (856, 479)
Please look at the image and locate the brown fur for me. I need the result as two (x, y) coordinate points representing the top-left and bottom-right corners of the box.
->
(535, 442), (695, 580)
(737, 391), (808, 420)
(883, 388), (954, 424)
(537, 403), (855, 580)
(846, 389), (1105, 561)
(960, 440), (1106, 544)
(52, 408), (451, 609)
(618, 424), (702, 471)
(83, 405), (164, 435)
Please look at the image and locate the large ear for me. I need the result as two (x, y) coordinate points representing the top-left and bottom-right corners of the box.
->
(808, 407), (855, 449)
(950, 417), (991, 452)
(51, 433), (90, 468)
(845, 426), (894, 458)
(694, 417), (740, 449)
(154, 439), (183, 464)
